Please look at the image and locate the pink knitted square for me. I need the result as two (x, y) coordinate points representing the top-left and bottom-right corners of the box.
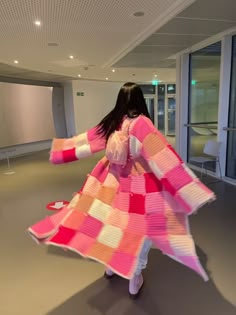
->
(129, 193), (145, 214)
(145, 192), (165, 213)
(161, 178), (177, 196)
(109, 252), (136, 278)
(127, 213), (146, 234)
(48, 226), (76, 245)
(90, 136), (106, 153)
(131, 175), (146, 194)
(144, 173), (162, 193)
(130, 117), (153, 142)
(69, 232), (95, 255)
(50, 151), (63, 164)
(62, 148), (77, 163)
(50, 206), (71, 225)
(119, 176), (131, 192)
(79, 216), (103, 238)
(167, 145), (182, 162)
(90, 161), (107, 183)
(146, 212), (167, 236)
(29, 216), (55, 236)
(150, 147), (180, 175)
(113, 192), (130, 212)
(87, 126), (101, 142)
(165, 164), (193, 191)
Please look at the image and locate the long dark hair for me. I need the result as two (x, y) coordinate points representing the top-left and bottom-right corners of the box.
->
(97, 82), (150, 140)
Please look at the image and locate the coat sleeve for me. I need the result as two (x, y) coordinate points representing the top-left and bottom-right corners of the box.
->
(49, 126), (106, 164)
(130, 116), (216, 215)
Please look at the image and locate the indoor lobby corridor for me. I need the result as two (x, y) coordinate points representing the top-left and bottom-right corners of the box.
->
(0, 151), (235, 315)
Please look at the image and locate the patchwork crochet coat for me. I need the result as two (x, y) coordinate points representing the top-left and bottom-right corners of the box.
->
(28, 115), (215, 280)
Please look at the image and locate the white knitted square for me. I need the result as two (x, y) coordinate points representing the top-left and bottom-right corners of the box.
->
(170, 235), (195, 256)
(98, 225), (123, 248)
(178, 181), (210, 209)
(75, 144), (92, 158)
(88, 199), (112, 223)
(130, 135), (142, 158)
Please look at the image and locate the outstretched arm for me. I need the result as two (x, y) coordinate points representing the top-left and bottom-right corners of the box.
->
(130, 115), (215, 215)
(49, 126), (106, 164)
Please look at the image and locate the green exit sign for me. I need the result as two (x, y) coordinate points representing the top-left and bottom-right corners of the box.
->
(77, 92), (84, 96)
(152, 80), (159, 86)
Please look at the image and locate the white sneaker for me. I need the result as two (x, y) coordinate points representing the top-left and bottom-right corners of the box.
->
(104, 268), (115, 279)
(129, 274), (144, 298)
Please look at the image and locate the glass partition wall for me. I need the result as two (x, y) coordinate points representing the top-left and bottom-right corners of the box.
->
(188, 42), (221, 172)
(226, 36), (236, 179)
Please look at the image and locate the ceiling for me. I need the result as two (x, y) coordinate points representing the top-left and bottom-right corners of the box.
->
(0, 0), (235, 84)
(116, 0), (236, 68)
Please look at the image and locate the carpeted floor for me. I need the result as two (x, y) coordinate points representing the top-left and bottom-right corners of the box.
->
(0, 150), (235, 315)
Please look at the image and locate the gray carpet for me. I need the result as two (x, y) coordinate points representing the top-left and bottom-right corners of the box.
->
(0, 151), (235, 315)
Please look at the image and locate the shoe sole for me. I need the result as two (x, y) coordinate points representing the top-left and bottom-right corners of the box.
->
(129, 281), (144, 299)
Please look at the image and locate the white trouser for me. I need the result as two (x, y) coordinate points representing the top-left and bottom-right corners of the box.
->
(135, 238), (152, 275)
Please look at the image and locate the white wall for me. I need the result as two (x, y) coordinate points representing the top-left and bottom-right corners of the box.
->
(72, 80), (123, 134)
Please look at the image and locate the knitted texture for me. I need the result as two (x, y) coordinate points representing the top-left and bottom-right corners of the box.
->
(28, 116), (215, 280)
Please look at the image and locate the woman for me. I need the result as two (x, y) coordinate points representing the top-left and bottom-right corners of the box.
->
(28, 82), (215, 298)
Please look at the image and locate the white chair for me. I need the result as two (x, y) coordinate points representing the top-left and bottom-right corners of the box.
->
(190, 140), (222, 178)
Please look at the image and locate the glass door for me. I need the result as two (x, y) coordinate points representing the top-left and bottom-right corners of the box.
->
(188, 42), (221, 173)
(167, 96), (176, 136)
(145, 97), (155, 123)
(157, 84), (165, 134)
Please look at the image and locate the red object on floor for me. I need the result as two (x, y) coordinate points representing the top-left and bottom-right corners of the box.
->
(46, 200), (69, 211)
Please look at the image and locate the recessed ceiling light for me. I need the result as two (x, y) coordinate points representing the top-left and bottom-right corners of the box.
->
(112, 69), (115, 72)
(154, 74), (157, 77)
(133, 11), (145, 17)
(35, 20), (41, 26)
(106, 77), (109, 80)
(78, 74), (81, 77)
(14, 60), (19, 64)
(69, 55), (74, 59)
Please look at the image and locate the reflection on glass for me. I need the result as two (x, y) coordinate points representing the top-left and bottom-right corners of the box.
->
(145, 97), (155, 123)
(188, 42), (221, 172)
(157, 84), (165, 134)
(167, 84), (176, 94)
(139, 84), (156, 95)
(226, 36), (236, 179)
(167, 97), (176, 136)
